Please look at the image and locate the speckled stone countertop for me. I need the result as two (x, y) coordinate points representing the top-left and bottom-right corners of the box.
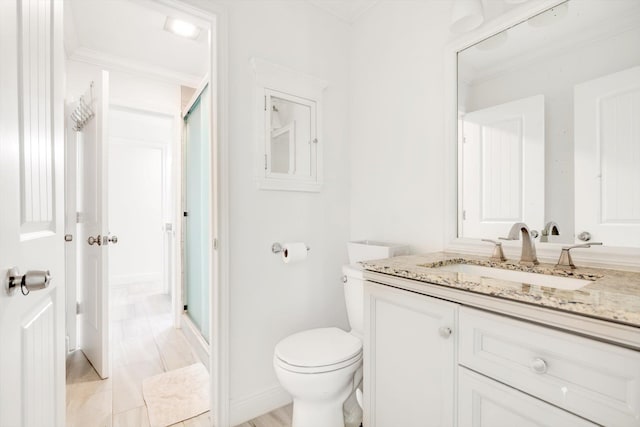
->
(361, 252), (640, 328)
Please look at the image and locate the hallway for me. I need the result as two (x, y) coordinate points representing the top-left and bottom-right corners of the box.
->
(66, 284), (208, 426)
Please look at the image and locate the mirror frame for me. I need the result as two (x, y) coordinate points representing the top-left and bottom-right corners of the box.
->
(443, 0), (640, 269)
(251, 57), (327, 192)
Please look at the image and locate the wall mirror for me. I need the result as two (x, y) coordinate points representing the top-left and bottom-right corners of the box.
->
(252, 58), (326, 192)
(456, 0), (640, 249)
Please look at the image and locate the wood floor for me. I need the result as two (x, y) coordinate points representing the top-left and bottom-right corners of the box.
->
(233, 405), (293, 427)
(66, 283), (208, 427)
(66, 282), (293, 427)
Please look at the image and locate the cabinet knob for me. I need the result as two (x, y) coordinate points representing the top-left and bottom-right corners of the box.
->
(438, 326), (452, 338)
(530, 358), (548, 374)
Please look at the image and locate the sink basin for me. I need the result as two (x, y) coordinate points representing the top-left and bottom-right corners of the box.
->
(434, 263), (591, 291)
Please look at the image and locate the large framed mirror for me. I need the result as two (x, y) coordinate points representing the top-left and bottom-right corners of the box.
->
(453, 0), (640, 253)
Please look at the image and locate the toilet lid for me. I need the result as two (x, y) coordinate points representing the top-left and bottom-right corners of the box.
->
(275, 327), (362, 368)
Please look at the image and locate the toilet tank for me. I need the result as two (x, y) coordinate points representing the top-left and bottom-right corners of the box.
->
(343, 265), (365, 339)
(347, 240), (409, 264)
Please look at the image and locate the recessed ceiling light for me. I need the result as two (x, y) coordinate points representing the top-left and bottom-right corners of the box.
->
(164, 17), (201, 40)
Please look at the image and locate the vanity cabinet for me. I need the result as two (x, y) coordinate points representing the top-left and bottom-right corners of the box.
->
(363, 283), (458, 427)
(363, 281), (640, 427)
(459, 307), (640, 427)
(458, 368), (597, 427)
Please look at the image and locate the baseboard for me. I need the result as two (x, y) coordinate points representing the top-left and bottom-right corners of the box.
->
(229, 384), (292, 426)
(180, 313), (210, 371)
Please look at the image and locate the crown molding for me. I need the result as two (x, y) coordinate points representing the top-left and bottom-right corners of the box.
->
(67, 46), (202, 87)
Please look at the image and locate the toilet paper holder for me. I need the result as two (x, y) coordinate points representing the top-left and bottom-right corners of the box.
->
(272, 242), (311, 254)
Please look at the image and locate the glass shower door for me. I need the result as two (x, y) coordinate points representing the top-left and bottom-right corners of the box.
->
(184, 86), (210, 343)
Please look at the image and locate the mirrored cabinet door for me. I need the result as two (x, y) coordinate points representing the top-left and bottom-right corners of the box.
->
(265, 90), (317, 180)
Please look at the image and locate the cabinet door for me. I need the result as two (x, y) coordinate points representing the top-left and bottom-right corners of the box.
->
(458, 368), (597, 427)
(363, 282), (458, 427)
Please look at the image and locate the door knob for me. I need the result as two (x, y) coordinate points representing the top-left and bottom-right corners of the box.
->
(6, 267), (51, 296)
(87, 234), (102, 246)
(577, 231), (591, 242)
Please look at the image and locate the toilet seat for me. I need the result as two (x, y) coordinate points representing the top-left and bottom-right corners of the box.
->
(275, 327), (362, 374)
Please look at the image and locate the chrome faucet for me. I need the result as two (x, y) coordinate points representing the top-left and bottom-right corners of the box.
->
(540, 221), (560, 243)
(501, 222), (539, 266)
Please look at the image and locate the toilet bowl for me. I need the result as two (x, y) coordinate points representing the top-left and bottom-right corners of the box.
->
(273, 242), (408, 427)
(274, 265), (365, 427)
(274, 327), (362, 427)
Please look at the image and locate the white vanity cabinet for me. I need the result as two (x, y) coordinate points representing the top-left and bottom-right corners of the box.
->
(363, 283), (458, 427)
(363, 281), (640, 427)
(458, 368), (597, 427)
(459, 307), (640, 427)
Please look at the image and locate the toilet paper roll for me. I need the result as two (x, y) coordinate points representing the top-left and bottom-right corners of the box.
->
(282, 242), (308, 264)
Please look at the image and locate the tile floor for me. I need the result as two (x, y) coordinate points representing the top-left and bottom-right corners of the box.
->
(66, 283), (209, 427)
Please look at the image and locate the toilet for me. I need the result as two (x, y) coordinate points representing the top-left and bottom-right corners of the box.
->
(273, 264), (365, 427)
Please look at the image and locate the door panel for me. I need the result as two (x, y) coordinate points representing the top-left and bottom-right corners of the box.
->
(0, 0), (66, 425)
(461, 95), (545, 238)
(575, 66), (640, 246)
(77, 71), (111, 379)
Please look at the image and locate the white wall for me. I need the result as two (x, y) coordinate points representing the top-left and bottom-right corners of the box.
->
(349, 1), (453, 254)
(183, 1), (352, 423)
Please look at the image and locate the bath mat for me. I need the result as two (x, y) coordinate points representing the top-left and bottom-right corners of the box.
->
(142, 362), (209, 427)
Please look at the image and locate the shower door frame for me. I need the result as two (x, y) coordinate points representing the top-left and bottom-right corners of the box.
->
(181, 78), (212, 348)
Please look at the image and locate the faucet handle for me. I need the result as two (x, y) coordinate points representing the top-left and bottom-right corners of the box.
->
(563, 242), (602, 250)
(481, 239), (507, 262)
(555, 242), (603, 269)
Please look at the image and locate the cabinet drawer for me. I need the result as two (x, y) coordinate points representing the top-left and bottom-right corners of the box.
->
(459, 307), (640, 427)
(459, 367), (597, 427)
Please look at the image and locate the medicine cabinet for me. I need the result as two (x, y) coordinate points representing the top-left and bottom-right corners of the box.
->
(251, 58), (327, 192)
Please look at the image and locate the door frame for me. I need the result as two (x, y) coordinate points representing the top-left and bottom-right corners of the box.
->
(150, 1), (231, 426)
(63, 0), (230, 424)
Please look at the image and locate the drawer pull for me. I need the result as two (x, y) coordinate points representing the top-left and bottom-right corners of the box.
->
(530, 358), (548, 374)
(438, 326), (452, 338)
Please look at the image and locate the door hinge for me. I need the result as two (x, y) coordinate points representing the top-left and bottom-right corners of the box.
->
(462, 210), (467, 220)
(264, 95), (267, 111)
(462, 137), (467, 144)
(213, 238), (218, 250)
(76, 211), (83, 223)
(76, 301), (81, 314)
(264, 154), (268, 170)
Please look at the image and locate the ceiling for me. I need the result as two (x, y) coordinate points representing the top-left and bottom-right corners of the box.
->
(459, 0), (640, 83)
(307, 0), (380, 24)
(64, 0), (209, 85)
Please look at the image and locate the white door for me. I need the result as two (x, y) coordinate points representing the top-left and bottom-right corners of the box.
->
(458, 368), (597, 427)
(461, 95), (545, 238)
(363, 282), (458, 427)
(0, 0), (66, 426)
(575, 66), (640, 247)
(77, 71), (111, 379)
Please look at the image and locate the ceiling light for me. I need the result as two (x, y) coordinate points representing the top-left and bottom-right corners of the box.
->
(451, 0), (485, 33)
(164, 17), (201, 40)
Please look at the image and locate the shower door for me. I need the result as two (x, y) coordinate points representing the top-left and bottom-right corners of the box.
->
(183, 86), (210, 343)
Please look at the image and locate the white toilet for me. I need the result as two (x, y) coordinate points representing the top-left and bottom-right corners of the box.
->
(273, 264), (365, 427)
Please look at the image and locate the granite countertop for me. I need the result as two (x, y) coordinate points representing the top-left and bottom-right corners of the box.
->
(361, 252), (640, 328)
